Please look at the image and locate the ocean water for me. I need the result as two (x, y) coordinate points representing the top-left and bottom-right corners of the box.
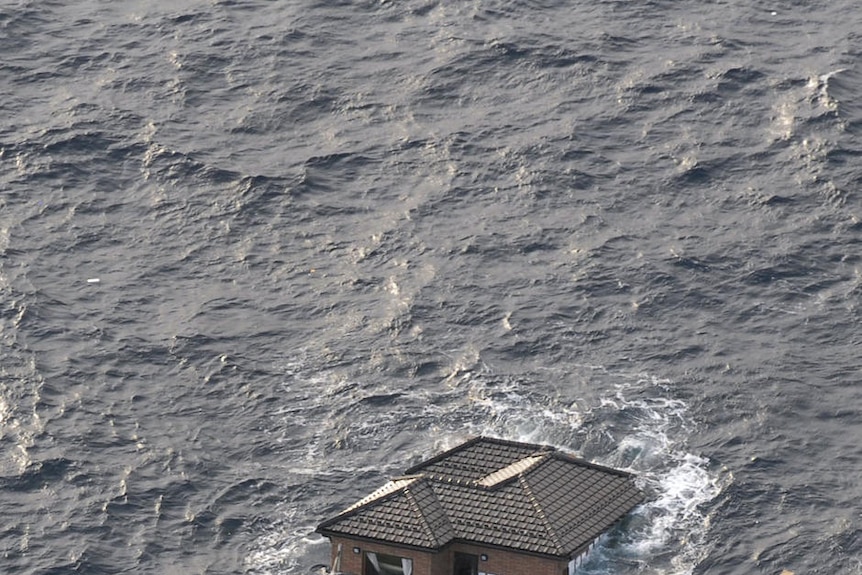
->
(2, 1), (862, 574)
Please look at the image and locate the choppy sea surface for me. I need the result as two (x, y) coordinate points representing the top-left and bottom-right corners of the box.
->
(2, 1), (862, 574)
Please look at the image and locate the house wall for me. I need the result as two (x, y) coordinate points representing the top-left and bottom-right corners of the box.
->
(434, 542), (568, 575)
(325, 536), (568, 575)
(327, 536), (436, 575)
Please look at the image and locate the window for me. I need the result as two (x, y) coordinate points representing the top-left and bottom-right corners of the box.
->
(453, 552), (478, 575)
(364, 551), (413, 575)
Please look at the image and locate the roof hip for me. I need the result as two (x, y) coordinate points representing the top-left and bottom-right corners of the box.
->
(518, 472), (564, 554)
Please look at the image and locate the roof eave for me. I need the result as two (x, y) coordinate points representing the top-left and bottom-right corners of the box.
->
(448, 536), (572, 560)
(315, 530), (576, 560)
(314, 529), (443, 553)
(549, 450), (639, 478)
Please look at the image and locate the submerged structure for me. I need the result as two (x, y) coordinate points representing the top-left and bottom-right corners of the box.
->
(316, 436), (643, 575)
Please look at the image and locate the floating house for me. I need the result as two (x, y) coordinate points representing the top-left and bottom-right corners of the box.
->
(316, 436), (644, 575)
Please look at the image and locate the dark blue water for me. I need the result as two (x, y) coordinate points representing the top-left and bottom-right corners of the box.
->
(2, 1), (862, 574)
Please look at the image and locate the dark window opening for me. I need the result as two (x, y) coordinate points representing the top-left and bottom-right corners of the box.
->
(453, 552), (478, 575)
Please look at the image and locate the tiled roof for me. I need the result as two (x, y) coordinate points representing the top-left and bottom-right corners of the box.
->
(317, 437), (644, 558)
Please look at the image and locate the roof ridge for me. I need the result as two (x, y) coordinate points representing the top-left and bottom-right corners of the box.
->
(477, 452), (550, 488)
(518, 468), (563, 554)
(549, 450), (636, 477)
(404, 478), (453, 547)
(423, 474), (479, 488)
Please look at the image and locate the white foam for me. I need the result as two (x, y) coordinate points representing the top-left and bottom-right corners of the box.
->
(563, 378), (725, 575)
(245, 508), (330, 575)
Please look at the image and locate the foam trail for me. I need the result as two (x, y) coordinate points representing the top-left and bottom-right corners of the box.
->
(565, 380), (726, 575)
